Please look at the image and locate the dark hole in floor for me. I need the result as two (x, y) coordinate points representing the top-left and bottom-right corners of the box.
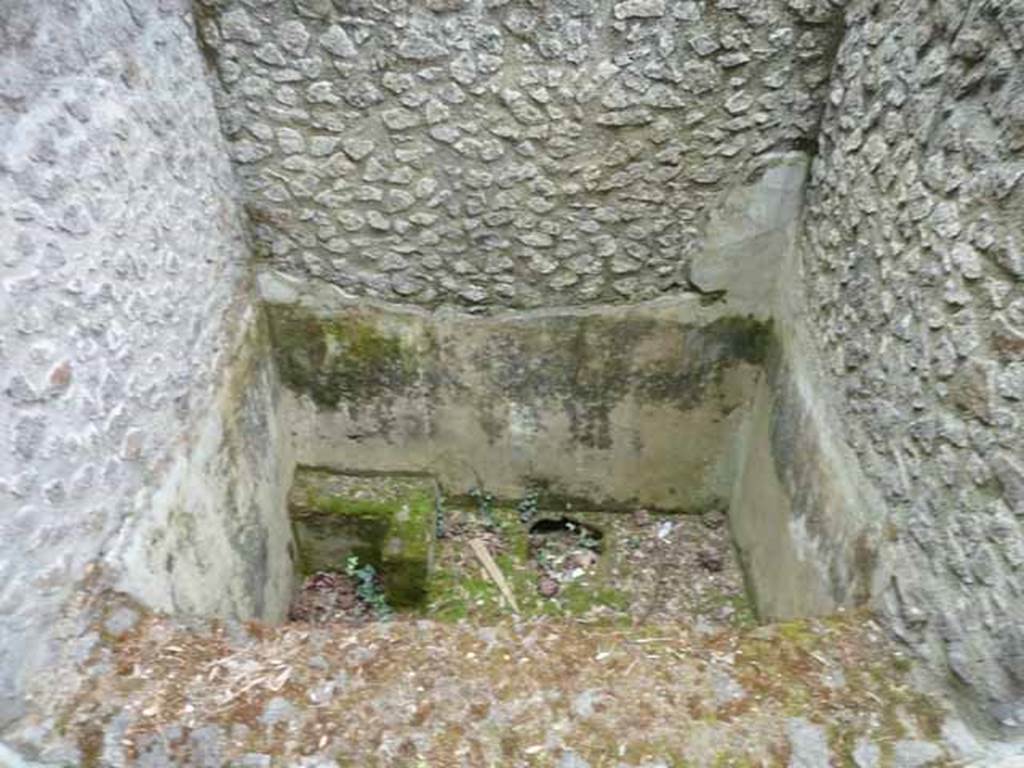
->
(284, 467), (754, 628)
(527, 516), (604, 552)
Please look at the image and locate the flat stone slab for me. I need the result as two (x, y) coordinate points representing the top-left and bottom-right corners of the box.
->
(288, 469), (436, 607)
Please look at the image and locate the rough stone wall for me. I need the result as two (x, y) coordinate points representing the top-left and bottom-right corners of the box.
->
(801, 0), (1024, 727)
(199, 0), (844, 309)
(0, 0), (291, 725)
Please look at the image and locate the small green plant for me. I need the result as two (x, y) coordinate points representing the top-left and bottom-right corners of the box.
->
(562, 520), (599, 551)
(345, 555), (392, 620)
(469, 486), (496, 528)
(535, 540), (555, 570)
(516, 490), (540, 523)
(578, 530), (601, 551)
(435, 488), (447, 539)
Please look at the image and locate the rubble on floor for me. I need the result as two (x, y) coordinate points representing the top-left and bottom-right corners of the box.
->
(5, 599), (984, 767)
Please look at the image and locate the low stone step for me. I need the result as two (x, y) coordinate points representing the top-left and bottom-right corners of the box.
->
(287, 468), (437, 608)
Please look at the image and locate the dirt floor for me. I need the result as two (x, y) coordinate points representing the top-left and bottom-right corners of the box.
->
(16, 601), (968, 768)
(2, 499), (1005, 766)
(6, 493), (1007, 768)
(290, 501), (752, 632)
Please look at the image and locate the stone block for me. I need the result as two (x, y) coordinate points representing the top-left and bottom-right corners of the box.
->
(288, 469), (437, 608)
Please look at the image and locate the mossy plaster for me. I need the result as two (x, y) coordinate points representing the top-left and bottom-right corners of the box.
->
(267, 304), (425, 409)
(264, 282), (774, 513)
(288, 469), (435, 608)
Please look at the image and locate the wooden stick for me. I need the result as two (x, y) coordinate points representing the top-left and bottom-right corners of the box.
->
(468, 538), (520, 614)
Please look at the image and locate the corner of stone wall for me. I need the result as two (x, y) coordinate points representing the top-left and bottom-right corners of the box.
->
(792, 0), (1024, 734)
(105, 297), (296, 623)
(726, 149), (892, 622)
(0, 1), (298, 727)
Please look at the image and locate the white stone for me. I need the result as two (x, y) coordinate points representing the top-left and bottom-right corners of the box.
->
(320, 25), (356, 58)
(614, 0), (666, 18)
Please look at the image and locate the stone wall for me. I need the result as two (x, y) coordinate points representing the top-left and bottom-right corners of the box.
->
(260, 151), (808, 515)
(3, 0), (1021, 742)
(0, 0), (292, 725)
(800, 0), (1024, 728)
(264, 275), (767, 512)
(199, 0), (843, 310)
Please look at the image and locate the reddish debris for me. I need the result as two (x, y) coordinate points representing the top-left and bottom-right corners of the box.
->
(288, 571), (363, 624)
(698, 547), (724, 573)
(538, 577), (560, 598)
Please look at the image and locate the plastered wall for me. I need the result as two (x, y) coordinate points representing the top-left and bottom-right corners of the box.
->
(0, 0), (292, 725)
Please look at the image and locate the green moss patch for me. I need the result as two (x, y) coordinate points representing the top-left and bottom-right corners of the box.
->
(288, 469), (436, 608)
(287, 471), (753, 631)
(266, 305), (424, 408)
(423, 505), (751, 629)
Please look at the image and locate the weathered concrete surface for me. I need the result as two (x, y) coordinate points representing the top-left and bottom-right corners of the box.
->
(729, 347), (886, 621)
(288, 469), (435, 608)
(723, 149), (887, 624)
(0, 0), (292, 724)
(690, 154), (809, 313)
(108, 308), (296, 622)
(265, 274), (767, 511)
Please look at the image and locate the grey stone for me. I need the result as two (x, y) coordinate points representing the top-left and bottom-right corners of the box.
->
(931, 202), (962, 239)
(691, 35), (720, 56)
(278, 21), (311, 55)
(993, 453), (1024, 516)
(397, 34), (448, 60)
(294, 0), (330, 18)
(294, 758), (340, 768)
(341, 138), (375, 161)
(595, 108), (654, 126)
(786, 718), (830, 767)
(504, 10), (539, 36)
(559, 751), (591, 768)
(384, 190), (416, 213)
(425, 99), (450, 124)
(232, 756), (272, 768)
(709, 667), (746, 707)
(220, 9), (261, 43)
(277, 127), (305, 154)
(852, 739), (880, 768)
(12, 416), (46, 461)
(0, 742), (46, 768)
(519, 232), (554, 248)
(253, 43), (286, 66)
(641, 84), (686, 108)
(189, 726), (224, 768)
(260, 697), (297, 727)
(58, 203), (91, 235)
(718, 51), (751, 68)
(891, 740), (944, 768)
(309, 136), (339, 156)
(614, 0), (665, 18)
(459, 285), (488, 303)
(450, 52), (477, 85)
(306, 81), (339, 105)
(320, 26), (357, 58)
(232, 140), (270, 164)
(381, 108), (423, 131)
(367, 211), (390, 231)
(103, 606), (139, 637)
